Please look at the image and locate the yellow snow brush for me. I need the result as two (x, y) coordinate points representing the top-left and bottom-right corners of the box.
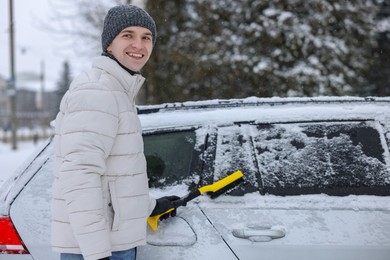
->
(148, 170), (244, 231)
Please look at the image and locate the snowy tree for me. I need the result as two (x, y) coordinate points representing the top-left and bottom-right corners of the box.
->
(141, 0), (190, 103)
(43, 0), (384, 103)
(371, 0), (390, 96)
(43, 0), (126, 57)
(174, 0), (379, 99)
(55, 61), (72, 113)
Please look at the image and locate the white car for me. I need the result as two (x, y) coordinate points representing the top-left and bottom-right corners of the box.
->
(1, 97), (390, 260)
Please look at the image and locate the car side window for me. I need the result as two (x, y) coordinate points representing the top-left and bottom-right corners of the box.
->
(212, 124), (261, 196)
(144, 130), (198, 188)
(252, 121), (390, 196)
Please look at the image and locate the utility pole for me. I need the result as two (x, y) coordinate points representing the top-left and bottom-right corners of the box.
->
(40, 60), (45, 128)
(9, 0), (17, 150)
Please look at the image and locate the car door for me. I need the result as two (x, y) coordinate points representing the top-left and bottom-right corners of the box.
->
(199, 121), (390, 260)
(140, 127), (238, 259)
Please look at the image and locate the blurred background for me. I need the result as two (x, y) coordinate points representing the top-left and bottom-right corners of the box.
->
(0, 0), (389, 148)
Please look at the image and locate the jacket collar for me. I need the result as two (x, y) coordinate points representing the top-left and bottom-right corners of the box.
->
(92, 56), (145, 95)
(101, 52), (138, 76)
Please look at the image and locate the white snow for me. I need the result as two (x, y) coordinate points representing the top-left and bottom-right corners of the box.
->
(0, 140), (45, 186)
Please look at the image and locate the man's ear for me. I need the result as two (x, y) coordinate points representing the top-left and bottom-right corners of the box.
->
(106, 44), (112, 53)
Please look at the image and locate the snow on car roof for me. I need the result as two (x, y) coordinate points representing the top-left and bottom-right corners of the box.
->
(138, 96), (390, 112)
(139, 96), (390, 130)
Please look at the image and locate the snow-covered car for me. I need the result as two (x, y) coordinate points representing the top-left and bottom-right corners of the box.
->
(1, 96), (390, 260)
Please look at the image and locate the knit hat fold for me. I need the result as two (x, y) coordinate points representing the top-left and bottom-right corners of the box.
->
(101, 5), (157, 52)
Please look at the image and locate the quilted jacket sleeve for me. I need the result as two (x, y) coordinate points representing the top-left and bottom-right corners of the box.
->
(57, 85), (119, 259)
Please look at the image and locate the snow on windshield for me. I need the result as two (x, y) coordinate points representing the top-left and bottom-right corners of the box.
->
(213, 124), (260, 194)
(257, 121), (390, 188)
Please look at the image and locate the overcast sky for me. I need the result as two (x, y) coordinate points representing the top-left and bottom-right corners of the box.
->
(1, 0), (89, 91)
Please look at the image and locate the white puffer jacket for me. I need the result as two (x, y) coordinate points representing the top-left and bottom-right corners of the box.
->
(51, 56), (156, 260)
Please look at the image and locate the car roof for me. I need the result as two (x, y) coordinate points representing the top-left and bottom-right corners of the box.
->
(138, 96), (390, 130)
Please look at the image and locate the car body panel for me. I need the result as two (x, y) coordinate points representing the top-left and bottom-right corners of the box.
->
(139, 206), (237, 260)
(199, 198), (390, 260)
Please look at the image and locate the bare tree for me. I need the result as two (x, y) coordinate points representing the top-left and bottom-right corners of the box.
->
(38, 0), (132, 57)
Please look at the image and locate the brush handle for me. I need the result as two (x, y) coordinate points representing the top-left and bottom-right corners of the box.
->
(175, 190), (201, 207)
(147, 190), (200, 231)
(148, 170), (244, 231)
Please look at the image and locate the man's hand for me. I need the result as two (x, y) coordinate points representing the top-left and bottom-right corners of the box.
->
(150, 196), (181, 219)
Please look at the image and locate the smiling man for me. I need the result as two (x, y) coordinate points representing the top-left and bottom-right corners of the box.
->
(101, 5), (156, 73)
(106, 27), (153, 72)
(51, 5), (181, 260)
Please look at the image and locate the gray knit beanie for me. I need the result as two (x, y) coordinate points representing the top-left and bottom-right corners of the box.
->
(101, 5), (157, 52)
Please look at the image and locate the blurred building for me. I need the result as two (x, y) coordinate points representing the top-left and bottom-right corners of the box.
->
(16, 88), (57, 128)
(0, 74), (58, 130)
(0, 76), (11, 129)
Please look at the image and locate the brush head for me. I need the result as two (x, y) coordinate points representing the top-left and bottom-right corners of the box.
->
(199, 170), (244, 194)
(209, 176), (244, 199)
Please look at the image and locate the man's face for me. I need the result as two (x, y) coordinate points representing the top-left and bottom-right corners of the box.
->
(107, 26), (153, 72)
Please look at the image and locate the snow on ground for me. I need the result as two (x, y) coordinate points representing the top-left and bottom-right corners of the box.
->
(0, 140), (45, 186)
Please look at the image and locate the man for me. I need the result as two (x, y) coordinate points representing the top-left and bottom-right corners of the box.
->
(51, 5), (180, 260)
